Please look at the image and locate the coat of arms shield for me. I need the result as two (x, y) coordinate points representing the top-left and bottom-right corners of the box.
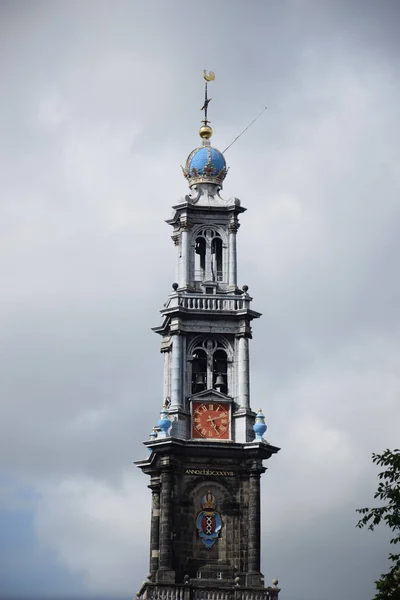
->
(196, 491), (222, 550)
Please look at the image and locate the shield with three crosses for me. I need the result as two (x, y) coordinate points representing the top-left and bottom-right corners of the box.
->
(196, 491), (222, 550)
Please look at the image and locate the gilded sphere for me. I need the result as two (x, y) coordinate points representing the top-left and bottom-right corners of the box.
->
(199, 125), (213, 139)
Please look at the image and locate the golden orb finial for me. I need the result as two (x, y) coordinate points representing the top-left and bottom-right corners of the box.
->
(199, 124), (213, 139)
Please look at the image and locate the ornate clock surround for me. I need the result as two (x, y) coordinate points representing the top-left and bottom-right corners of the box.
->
(191, 395), (231, 440)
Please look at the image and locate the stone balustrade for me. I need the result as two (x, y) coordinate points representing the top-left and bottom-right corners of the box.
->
(164, 294), (251, 313)
(136, 583), (280, 600)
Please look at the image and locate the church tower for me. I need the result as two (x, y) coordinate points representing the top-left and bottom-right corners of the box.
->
(135, 72), (280, 600)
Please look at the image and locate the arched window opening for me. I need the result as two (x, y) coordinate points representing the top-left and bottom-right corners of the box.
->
(213, 349), (227, 394)
(190, 339), (230, 396)
(195, 237), (206, 281)
(192, 349), (207, 394)
(211, 237), (223, 282)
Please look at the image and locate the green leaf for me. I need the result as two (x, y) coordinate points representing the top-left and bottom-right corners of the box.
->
(356, 449), (400, 600)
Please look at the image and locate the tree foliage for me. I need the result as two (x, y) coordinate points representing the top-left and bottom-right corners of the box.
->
(356, 449), (400, 599)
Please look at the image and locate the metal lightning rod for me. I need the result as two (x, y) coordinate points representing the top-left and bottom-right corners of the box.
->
(222, 106), (267, 154)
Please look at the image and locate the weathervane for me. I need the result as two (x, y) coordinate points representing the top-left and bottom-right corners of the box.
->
(199, 70), (215, 140)
(198, 69), (268, 149)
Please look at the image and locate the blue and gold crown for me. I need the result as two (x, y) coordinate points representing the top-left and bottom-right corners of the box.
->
(201, 490), (216, 509)
(183, 145), (227, 187)
(182, 70), (228, 188)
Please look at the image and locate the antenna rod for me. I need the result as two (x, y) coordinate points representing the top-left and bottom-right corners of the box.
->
(222, 106), (267, 154)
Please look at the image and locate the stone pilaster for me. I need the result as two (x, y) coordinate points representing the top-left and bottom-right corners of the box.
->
(149, 480), (160, 576)
(247, 466), (263, 587)
(170, 334), (183, 409)
(157, 460), (175, 583)
(228, 220), (239, 288)
(237, 335), (250, 409)
(179, 218), (191, 288)
(161, 345), (171, 406)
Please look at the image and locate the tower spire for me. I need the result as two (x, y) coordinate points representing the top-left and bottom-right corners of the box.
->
(135, 76), (281, 600)
(199, 70), (215, 141)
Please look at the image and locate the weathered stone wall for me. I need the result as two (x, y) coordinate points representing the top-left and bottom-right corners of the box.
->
(137, 439), (278, 589)
(167, 454), (259, 585)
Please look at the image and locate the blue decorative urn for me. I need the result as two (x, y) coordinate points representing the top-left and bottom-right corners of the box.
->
(149, 427), (158, 441)
(253, 409), (267, 441)
(158, 405), (171, 437)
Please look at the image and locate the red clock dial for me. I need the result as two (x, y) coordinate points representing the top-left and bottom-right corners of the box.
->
(192, 401), (230, 439)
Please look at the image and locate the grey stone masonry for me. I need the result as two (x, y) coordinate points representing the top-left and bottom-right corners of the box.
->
(135, 175), (281, 597)
(152, 188), (262, 444)
(135, 438), (279, 591)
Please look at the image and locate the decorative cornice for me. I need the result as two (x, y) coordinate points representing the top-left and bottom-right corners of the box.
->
(228, 218), (240, 233)
(180, 218), (191, 232)
(171, 234), (180, 246)
(149, 480), (161, 492)
(235, 330), (253, 339)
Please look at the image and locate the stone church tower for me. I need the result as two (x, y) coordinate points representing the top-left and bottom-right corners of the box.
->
(135, 73), (280, 600)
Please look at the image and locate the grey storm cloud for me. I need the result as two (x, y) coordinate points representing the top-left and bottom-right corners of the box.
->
(0, 1), (400, 599)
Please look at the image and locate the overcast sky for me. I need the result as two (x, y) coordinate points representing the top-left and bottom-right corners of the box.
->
(1, 1), (400, 599)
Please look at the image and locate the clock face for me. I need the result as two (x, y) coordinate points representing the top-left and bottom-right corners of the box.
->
(192, 401), (230, 440)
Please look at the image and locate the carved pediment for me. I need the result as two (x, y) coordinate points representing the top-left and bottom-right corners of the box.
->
(189, 389), (232, 402)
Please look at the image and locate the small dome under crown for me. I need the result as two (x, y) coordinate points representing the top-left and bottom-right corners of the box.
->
(183, 144), (227, 187)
